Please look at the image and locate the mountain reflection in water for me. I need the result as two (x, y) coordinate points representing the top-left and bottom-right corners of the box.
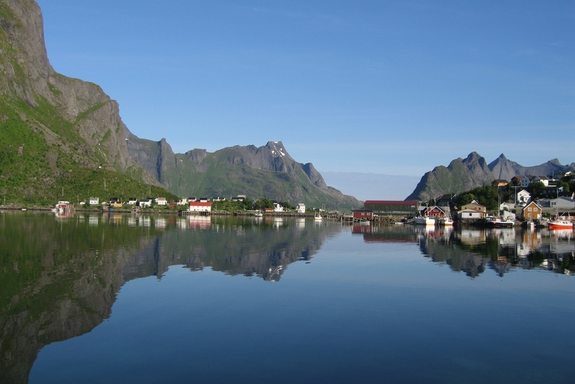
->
(354, 224), (575, 278)
(0, 212), (341, 383)
(1, 212), (573, 383)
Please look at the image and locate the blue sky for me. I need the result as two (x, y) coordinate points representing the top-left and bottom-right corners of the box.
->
(37, 1), (573, 179)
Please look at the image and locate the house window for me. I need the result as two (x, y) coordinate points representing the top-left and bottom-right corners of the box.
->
(528, 207), (532, 211)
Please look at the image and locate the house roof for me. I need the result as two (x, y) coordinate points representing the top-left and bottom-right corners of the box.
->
(364, 200), (418, 206)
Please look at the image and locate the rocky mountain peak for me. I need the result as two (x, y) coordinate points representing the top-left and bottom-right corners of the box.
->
(407, 152), (575, 201)
(266, 141), (289, 158)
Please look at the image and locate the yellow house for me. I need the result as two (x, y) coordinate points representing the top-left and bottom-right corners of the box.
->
(521, 201), (542, 221)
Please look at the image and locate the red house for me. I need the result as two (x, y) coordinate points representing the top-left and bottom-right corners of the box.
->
(352, 209), (373, 221)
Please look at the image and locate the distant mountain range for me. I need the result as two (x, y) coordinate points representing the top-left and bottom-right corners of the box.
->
(125, 131), (360, 209)
(0, 0), (360, 209)
(406, 152), (575, 201)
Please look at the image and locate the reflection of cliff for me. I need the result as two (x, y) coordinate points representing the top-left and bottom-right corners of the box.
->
(123, 217), (344, 282)
(0, 213), (158, 384)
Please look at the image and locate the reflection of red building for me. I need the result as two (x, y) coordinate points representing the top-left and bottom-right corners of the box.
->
(189, 216), (211, 229)
(352, 224), (372, 234)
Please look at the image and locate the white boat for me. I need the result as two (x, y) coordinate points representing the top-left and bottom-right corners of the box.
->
(438, 216), (453, 226)
(314, 212), (323, 221)
(485, 216), (514, 228)
(413, 216), (435, 226)
(254, 211), (263, 218)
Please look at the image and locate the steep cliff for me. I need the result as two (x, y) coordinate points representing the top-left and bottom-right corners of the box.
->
(0, 0), (163, 204)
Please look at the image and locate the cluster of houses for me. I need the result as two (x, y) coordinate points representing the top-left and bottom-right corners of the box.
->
(84, 195), (307, 214)
(356, 173), (575, 224)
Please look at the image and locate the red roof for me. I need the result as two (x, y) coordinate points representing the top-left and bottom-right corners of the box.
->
(364, 200), (418, 206)
(189, 202), (212, 206)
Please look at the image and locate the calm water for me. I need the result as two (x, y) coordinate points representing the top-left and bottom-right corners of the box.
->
(1, 212), (574, 383)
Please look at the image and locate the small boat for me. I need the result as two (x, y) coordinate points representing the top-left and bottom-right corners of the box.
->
(413, 216), (435, 226)
(485, 216), (514, 228)
(438, 216), (453, 226)
(548, 217), (573, 230)
(254, 211), (263, 218)
(314, 212), (323, 221)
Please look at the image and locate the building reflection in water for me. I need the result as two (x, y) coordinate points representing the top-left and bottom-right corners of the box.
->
(353, 224), (574, 278)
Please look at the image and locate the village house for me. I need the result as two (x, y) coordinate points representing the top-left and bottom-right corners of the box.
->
(549, 197), (575, 211)
(189, 201), (212, 213)
(516, 189), (531, 205)
(491, 179), (509, 190)
(352, 209), (373, 221)
(177, 197), (189, 205)
(296, 203), (306, 214)
(422, 206), (449, 219)
(273, 202), (284, 212)
(512, 176), (531, 189)
(89, 197), (99, 205)
(109, 198), (122, 208)
(457, 200), (487, 220)
(139, 198), (152, 208)
(126, 197), (138, 205)
(521, 201), (543, 221)
(363, 200), (419, 216)
(532, 175), (550, 187)
(155, 197), (167, 206)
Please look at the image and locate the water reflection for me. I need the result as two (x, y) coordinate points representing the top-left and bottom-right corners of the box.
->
(0, 212), (343, 383)
(353, 224), (575, 277)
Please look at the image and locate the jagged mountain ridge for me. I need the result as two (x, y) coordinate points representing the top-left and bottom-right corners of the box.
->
(407, 152), (575, 201)
(125, 128), (360, 209)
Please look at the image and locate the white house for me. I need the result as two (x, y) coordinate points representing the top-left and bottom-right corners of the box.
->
(296, 203), (306, 214)
(126, 198), (138, 205)
(155, 197), (167, 206)
(457, 209), (483, 220)
(550, 197), (575, 210)
(533, 176), (550, 187)
(516, 189), (531, 205)
(189, 201), (212, 213)
(177, 197), (189, 205)
(139, 198), (152, 208)
(89, 197), (99, 205)
(519, 177), (531, 188)
(273, 202), (284, 212)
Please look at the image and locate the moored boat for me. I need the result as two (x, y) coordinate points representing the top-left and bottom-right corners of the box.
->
(438, 216), (453, 226)
(548, 217), (573, 230)
(414, 216), (435, 226)
(485, 216), (514, 228)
